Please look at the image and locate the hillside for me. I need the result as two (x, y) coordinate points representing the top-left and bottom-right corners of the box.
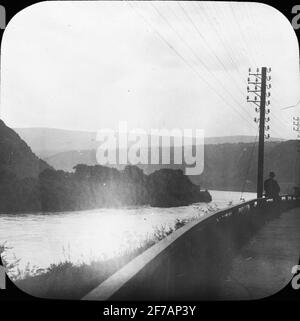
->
(0, 119), (51, 213)
(40, 140), (299, 194)
(0, 120), (50, 179)
(196, 140), (298, 193)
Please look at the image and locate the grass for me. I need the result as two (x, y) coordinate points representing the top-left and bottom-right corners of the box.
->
(0, 205), (220, 300)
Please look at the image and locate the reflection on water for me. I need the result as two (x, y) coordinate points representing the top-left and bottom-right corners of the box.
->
(0, 190), (255, 269)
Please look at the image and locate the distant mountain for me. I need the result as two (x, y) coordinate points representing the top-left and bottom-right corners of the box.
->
(44, 149), (98, 172)
(14, 127), (285, 159)
(0, 120), (50, 179)
(14, 127), (98, 158)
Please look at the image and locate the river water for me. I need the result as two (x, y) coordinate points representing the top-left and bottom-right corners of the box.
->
(0, 190), (255, 270)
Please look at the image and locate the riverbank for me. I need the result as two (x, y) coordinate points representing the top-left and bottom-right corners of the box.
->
(1, 218), (190, 299)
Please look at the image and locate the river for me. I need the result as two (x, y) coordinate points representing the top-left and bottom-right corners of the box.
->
(0, 190), (255, 270)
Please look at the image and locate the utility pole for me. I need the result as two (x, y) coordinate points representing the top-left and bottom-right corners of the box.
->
(247, 67), (271, 198)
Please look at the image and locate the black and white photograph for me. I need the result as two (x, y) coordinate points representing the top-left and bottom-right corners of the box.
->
(0, 0), (300, 305)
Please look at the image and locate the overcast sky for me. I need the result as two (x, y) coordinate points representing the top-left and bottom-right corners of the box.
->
(0, 1), (299, 138)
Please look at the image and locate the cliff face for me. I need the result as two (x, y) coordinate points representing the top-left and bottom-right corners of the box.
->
(0, 120), (50, 179)
(0, 119), (52, 213)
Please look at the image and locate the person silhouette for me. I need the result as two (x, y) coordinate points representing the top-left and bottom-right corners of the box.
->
(264, 171), (280, 201)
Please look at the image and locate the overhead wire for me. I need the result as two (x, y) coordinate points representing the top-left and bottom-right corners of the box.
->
(147, 1), (258, 130)
(125, 1), (291, 138)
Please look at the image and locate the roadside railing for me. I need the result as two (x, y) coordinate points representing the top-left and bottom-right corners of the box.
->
(82, 194), (300, 301)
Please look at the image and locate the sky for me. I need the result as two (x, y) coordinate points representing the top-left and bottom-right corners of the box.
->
(0, 1), (299, 139)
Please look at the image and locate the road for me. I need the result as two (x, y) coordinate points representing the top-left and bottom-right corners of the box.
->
(218, 207), (300, 299)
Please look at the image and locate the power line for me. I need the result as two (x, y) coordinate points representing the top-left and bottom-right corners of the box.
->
(196, 1), (288, 137)
(147, 1), (258, 130)
(193, 2), (246, 78)
(126, 1), (289, 138)
(225, 2), (292, 137)
(239, 2), (296, 132)
(176, 1), (249, 104)
(174, 1), (290, 137)
(168, 2), (288, 140)
(281, 99), (300, 110)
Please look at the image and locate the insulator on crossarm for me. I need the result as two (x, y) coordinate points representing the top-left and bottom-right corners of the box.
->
(268, 67), (271, 72)
(247, 77), (250, 82)
(256, 68), (259, 73)
(254, 117), (259, 123)
(254, 96), (257, 101)
(247, 96), (249, 101)
(268, 76), (271, 81)
(247, 86), (250, 91)
(265, 134), (270, 139)
(265, 125), (270, 131)
(266, 117), (270, 122)
(268, 84), (272, 89)
(249, 68), (251, 73)
(267, 92), (271, 97)
(255, 107), (259, 112)
(266, 109), (270, 114)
